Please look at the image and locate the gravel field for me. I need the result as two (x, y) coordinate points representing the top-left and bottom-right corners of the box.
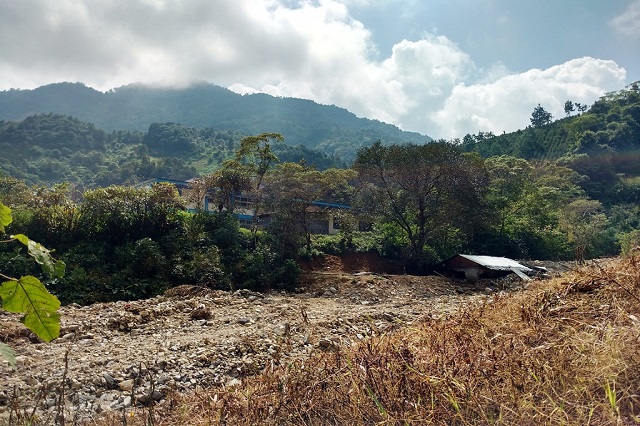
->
(2, 257), (553, 424)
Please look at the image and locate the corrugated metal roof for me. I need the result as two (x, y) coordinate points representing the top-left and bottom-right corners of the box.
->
(458, 254), (532, 272)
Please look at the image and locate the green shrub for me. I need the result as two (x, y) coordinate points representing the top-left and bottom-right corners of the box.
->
(0, 249), (38, 279)
(232, 243), (301, 292)
(374, 222), (408, 260)
(53, 241), (111, 304)
(273, 259), (301, 291)
(52, 266), (112, 305)
(309, 234), (343, 255)
(116, 238), (166, 279)
(56, 238), (170, 303)
(198, 211), (245, 249)
(618, 229), (640, 257)
(307, 231), (381, 257)
(172, 246), (228, 289)
(348, 231), (380, 253)
(109, 238), (169, 300)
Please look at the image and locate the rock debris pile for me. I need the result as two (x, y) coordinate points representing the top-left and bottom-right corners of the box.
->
(1, 272), (497, 423)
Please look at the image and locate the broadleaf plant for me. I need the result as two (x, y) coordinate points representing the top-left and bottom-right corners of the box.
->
(0, 276), (61, 342)
(0, 201), (63, 367)
(13, 234), (66, 278)
(0, 203), (10, 232)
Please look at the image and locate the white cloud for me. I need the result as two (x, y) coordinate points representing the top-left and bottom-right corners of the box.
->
(0, 0), (631, 140)
(246, 33), (474, 129)
(431, 58), (627, 139)
(609, 0), (640, 39)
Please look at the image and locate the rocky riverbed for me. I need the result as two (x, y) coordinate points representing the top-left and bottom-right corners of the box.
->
(1, 269), (532, 425)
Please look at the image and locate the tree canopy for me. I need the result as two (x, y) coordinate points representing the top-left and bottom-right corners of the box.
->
(354, 141), (489, 272)
(530, 104), (553, 128)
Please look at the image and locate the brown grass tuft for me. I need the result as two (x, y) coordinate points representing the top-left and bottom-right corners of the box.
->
(97, 258), (640, 425)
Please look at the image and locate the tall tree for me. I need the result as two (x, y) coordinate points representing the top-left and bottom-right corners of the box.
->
(236, 133), (283, 190)
(78, 183), (184, 244)
(208, 159), (253, 212)
(354, 141), (488, 271)
(530, 104), (553, 127)
(558, 199), (608, 263)
(483, 157), (583, 258)
(235, 133), (284, 236)
(564, 100), (575, 117)
(185, 176), (209, 211)
(485, 156), (535, 237)
(262, 163), (356, 254)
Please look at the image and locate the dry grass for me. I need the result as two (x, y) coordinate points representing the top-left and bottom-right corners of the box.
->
(98, 257), (640, 425)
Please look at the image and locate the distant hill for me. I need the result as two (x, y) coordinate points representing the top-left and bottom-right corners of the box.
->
(0, 114), (348, 188)
(460, 86), (640, 162)
(461, 85), (640, 203)
(0, 82), (430, 161)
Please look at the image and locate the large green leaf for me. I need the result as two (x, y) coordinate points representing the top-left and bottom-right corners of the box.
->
(0, 276), (61, 342)
(0, 202), (11, 234)
(12, 234), (66, 278)
(0, 342), (16, 368)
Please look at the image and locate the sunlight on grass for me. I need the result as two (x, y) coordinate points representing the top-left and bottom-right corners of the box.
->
(97, 257), (640, 425)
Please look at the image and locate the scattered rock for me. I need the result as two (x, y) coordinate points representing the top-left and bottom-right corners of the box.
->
(118, 379), (135, 392)
(190, 305), (211, 320)
(165, 285), (216, 298)
(317, 338), (340, 352)
(102, 372), (115, 388)
(0, 270), (505, 421)
(61, 332), (76, 341)
(226, 378), (242, 387)
(234, 289), (265, 299)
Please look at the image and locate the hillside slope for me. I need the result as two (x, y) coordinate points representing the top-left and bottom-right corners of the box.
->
(0, 114), (348, 186)
(0, 82), (430, 159)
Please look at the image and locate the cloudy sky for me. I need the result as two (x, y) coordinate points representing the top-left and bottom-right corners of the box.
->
(1, 0), (638, 139)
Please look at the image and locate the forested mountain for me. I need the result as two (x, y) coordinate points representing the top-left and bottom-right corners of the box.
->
(460, 89), (640, 162)
(0, 82), (429, 161)
(2, 83), (639, 201)
(461, 85), (640, 204)
(0, 114), (345, 187)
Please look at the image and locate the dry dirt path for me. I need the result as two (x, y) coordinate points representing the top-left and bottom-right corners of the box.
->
(1, 272), (495, 424)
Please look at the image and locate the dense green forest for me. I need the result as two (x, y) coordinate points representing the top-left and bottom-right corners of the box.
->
(0, 115), (345, 187)
(1, 84), (639, 306)
(0, 82), (429, 162)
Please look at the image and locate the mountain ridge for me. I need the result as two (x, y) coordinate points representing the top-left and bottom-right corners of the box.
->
(0, 82), (430, 153)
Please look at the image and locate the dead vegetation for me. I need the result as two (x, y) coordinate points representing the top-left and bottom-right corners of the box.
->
(94, 257), (640, 425)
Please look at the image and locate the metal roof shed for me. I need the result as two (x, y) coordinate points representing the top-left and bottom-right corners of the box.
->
(439, 254), (533, 281)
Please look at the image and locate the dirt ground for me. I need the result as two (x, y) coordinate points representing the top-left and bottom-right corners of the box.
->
(297, 252), (406, 274)
(0, 254), (549, 424)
